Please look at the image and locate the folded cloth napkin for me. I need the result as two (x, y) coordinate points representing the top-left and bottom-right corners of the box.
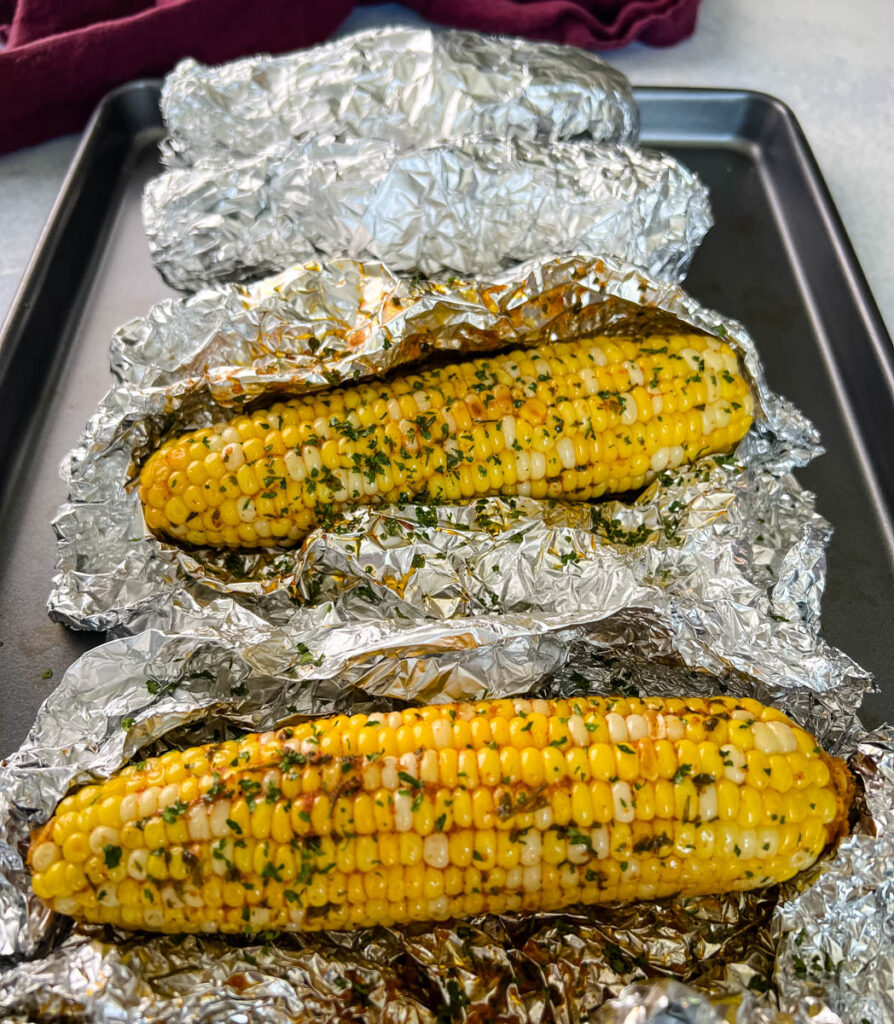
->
(0, 0), (699, 155)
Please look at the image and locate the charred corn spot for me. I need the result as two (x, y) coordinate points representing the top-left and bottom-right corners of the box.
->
(139, 336), (754, 548)
(29, 696), (849, 934)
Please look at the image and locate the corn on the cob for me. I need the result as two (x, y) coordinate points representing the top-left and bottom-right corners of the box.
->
(30, 695), (849, 935)
(139, 334), (754, 549)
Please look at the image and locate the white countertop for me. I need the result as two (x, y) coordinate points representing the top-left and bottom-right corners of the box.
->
(1, 0), (892, 335)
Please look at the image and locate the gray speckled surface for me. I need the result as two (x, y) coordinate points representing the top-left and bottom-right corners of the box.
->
(1, 0), (891, 337)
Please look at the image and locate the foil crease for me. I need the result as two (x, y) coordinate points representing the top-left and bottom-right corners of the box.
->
(143, 136), (712, 290)
(50, 255), (821, 641)
(0, 611), (883, 1023)
(158, 28), (638, 169)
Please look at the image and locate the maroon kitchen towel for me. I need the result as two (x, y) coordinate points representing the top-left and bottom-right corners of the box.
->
(0, 0), (699, 155)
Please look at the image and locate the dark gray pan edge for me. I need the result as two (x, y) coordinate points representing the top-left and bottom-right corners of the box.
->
(0, 83), (890, 759)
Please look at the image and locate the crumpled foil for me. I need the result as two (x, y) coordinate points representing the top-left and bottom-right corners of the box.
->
(49, 254), (821, 645)
(144, 135), (711, 290)
(0, 608), (885, 1023)
(159, 28), (638, 169)
(143, 28), (711, 292)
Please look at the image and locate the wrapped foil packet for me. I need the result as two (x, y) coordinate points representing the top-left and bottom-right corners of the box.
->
(0, 603), (886, 1023)
(159, 28), (638, 169)
(50, 255), (821, 647)
(144, 136), (712, 290)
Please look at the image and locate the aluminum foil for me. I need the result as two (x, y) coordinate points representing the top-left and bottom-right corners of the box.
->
(0, 608), (885, 1022)
(142, 29), (714, 292)
(158, 28), (638, 169)
(50, 255), (821, 644)
(144, 135), (711, 290)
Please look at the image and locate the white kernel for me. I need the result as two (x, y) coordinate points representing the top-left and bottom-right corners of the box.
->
(238, 500), (256, 523)
(698, 785), (718, 822)
(159, 784), (180, 810)
(506, 866), (523, 890)
(414, 391), (430, 413)
(512, 699), (532, 715)
(312, 417), (331, 440)
(756, 828), (778, 859)
(534, 359), (551, 379)
(567, 838), (589, 865)
(332, 468), (349, 503)
(89, 826), (119, 854)
(515, 451), (531, 482)
(427, 896), (450, 919)
(221, 442), (245, 471)
(347, 470), (364, 499)
(386, 712), (402, 730)
(120, 795), (140, 823)
(256, 521), (273, 539)
(624, 361), (644, 387)
(531, 699), (550, 716)
(362, 471), (378, 497)
(701, 407), (716, 434)
(606, 713), (629, 743)
(752, 723), (780, 755)
(432, 720), (452, 749)
(580, 368), (599, 395)
(285, 450), (306, 482)
(186, 804), (210, 841)
(791, 849), (813, 871)
(516, 482), (532, 497)
(664, 716), (685, 741)
(220, 426), (240, 445)
(442, 409), (457, 435)
(534, 806), (554, 830)
(380, 757), (399, 790)
(720, 745), (746, 785)
(667, 446), (685, 468)
(208, 800), (232, 837)
(362, 763), (381, 792)
(394, 792), (413, 832)
(399, 752), (419, 777)
(650, 448), (670, 473)
(590, 346), (608, 367)
(182, 884), (203, 907)
(161, 884), (183, 908)
(739, 829), (757, 858)
(612, 781), (635, 823)
(590, 826), (609, 860)
(206, 434), (224, 452)
(680, 348), (703, 373)
(620, 395), (638, 426)
(530, 451), (546, 481)
(568, 716), (588, 747)
(302, 446), (322, 476)
(651, 394), (664, 415)
(557, 438), (576, 469)
(731, 710), (753, 721)
(519, 828), (542, 867)
(522, 864), (542, 892)
(559, 863), (579, 888)
(423, 834), (449, 869)
(768, 721), (797, 753)
(53, 896), (81, 915)
(501, 415), (516, 448)
(138, 788), (159, 819)
(127, 849), (149, 880)
(625, 714), (647, 740)
(31, 842), (60, 873)
(713, 403), (731, 429)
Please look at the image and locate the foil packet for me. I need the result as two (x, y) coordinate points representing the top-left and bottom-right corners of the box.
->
(0, 606), (887, 1023)
(158, 28), (639, 169)
(144, 136), (712, 291)
(49, 255), (822, 650)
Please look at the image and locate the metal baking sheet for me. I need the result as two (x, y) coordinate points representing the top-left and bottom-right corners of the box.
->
(0, 82), (891, 757)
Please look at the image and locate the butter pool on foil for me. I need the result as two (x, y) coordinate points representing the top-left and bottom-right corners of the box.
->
(158, 28), (638, 169)
(50, 254), (821, 657)
(144, 28), (710, 291)
(0, 611), (888, 1022)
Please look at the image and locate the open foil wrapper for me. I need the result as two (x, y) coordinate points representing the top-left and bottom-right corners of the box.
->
(144, 136), (711, 291)
(49, 254), (821, 650)
(158, 28), (638, 169)
(145, 28), (707, 291)
(0, 610), (887, 1022)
